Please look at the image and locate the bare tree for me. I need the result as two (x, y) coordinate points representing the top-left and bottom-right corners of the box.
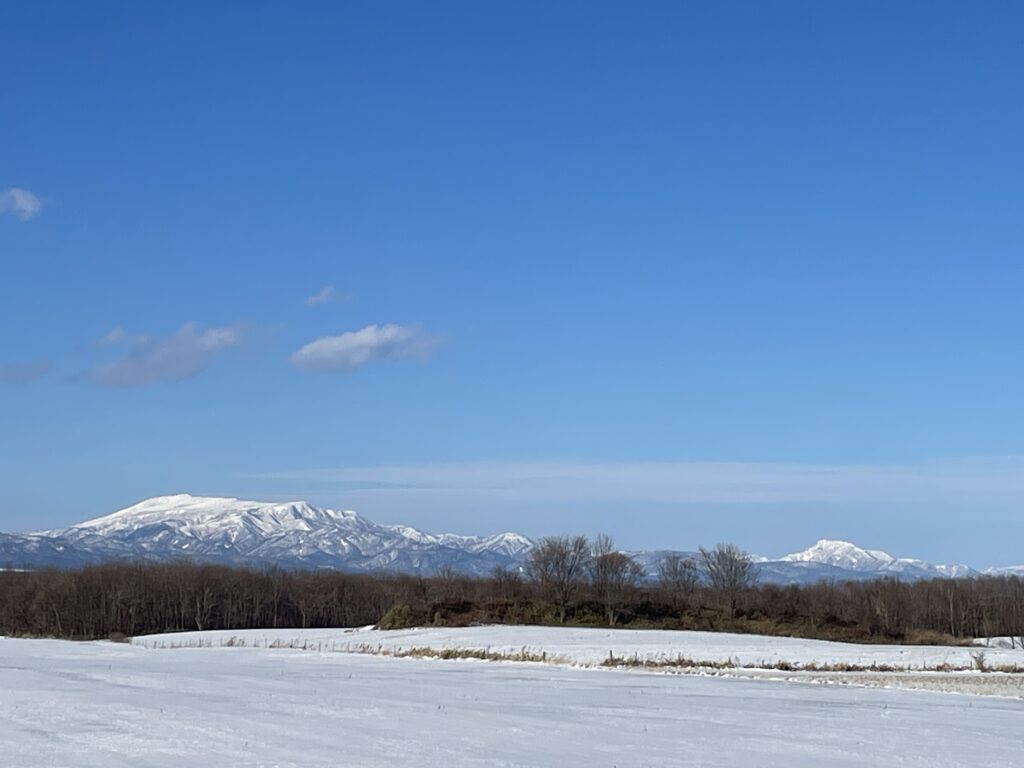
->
(589, 534), (643, 626)
(526, 535), (591, 623)
(490, 566), (524, 601)
(432, 566), (465, 602)
(6, 549), (1024, 644)
(657, 553), (699, 613)
(699, 543), (755, 618)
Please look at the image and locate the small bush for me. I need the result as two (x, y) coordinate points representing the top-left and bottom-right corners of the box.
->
(377, 603), (425, 630)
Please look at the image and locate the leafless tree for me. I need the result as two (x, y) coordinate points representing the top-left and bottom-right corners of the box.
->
(3, 549), (1024, 644)
(700, 543), (756, 618)
(589, 534), (643, 626)
(657, 553), (699, 613)
(526, 535), (591, 623)
(432, 566), (466, 602)
(490, 566), (524, 601)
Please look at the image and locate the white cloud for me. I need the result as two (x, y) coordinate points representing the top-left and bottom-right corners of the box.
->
(97, 327), (130, 346)
(290, 323), (440, 373)
(0, 187), (43, 221)
(96, 327), (152, 348)
(0, 360), (53, 383)
(305, 286), (337, 306)
(86, 322), (244, 387)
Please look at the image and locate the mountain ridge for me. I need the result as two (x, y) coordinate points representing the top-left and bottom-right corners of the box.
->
(26, 494), (532, 576)
(1, 495), (1018, 583)
(778, 538), (978, 580)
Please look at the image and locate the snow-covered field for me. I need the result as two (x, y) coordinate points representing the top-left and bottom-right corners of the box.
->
(2, 634), (1023, 767)
(136, 624), (1024, 671)
(132, 625), (1024, 698)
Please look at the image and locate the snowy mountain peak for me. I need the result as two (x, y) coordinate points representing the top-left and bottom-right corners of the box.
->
(67, 494), (365, 536)
(780, 539), (976, 580)
(781, 539), (896, 570)
(31, 495), (533, 576)
(1, 497), (993, 583)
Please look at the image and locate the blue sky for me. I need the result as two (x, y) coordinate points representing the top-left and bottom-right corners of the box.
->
(2, 2), (1023, 564)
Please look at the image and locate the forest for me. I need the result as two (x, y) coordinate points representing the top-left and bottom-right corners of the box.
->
(2, 537), (1023, 646)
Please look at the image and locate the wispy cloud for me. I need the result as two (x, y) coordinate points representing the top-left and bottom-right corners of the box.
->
(305, 285), (342, 306)
(0, 187), (43, 221)
(290, 323), (440, 373)
(96, 327), (143, 347)
(86, 322), (245, 387)
(0, 360), (53, 383)
(241, 458), (1024, 561)
(247, 458), (1024, 507)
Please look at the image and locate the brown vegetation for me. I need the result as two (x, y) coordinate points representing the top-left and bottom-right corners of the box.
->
(1, 536), (1023, 647)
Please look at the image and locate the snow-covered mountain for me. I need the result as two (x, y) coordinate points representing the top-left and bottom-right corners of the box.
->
(985, 564), (1024, 577)
(777, 539), (978, 581)
(782, 539), (898, 571)
(0, 531), (96, 569)
(634, 539), (988, 585)
(0, 496), (1017, 583)
(15, 494), (532, 576)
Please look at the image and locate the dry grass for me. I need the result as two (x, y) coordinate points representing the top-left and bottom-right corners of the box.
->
(136, 635), (1024, 675)
(597, 651), (1024, 674)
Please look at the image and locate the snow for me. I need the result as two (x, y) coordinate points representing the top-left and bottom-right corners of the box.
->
(978, 636), (1024, 650)
(25, 494), (533, 575)
(780, 539), (976, 578)
(782, 539), (897, 569)
(63, 494), (366, 535)
(2, 634), (1022, 767)
(137, 624), (1024, 673)
(986, 564), (1024, 576)
(9, 494), (1013, 580)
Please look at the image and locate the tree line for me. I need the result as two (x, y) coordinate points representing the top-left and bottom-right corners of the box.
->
(1, 535), (1022, 646)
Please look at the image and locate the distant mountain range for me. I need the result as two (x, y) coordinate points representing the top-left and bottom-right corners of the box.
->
(2, 495), (531, 576)
(1, 494), (1020, 584)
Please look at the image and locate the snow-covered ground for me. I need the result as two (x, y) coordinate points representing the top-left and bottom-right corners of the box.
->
(978, 636), (1024, 650)
(3, 635), (1023, 767)
(136, 624), (1024, 671)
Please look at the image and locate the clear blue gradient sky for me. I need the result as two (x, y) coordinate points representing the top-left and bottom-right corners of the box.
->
(2, 2), (1023, 564)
